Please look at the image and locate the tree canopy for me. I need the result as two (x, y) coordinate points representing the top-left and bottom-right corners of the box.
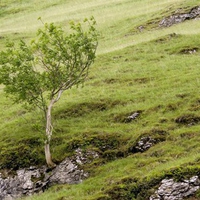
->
(0, 17), (98, 167)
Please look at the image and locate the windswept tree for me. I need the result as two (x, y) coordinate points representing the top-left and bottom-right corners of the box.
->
(0, 17), (98, 168)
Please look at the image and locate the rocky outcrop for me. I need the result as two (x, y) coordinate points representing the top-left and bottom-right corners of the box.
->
(0, 166), (47, 200)
(159, 6), (200, 27)
(130, 136), (158, 153)
(0, 148), (99, 200)
(150, 176), (200, 200)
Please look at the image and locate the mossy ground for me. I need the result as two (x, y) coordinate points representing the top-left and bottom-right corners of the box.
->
(1, 0), (200, 199)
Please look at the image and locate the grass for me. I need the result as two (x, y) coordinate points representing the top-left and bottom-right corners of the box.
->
(1, 0), (200, 199)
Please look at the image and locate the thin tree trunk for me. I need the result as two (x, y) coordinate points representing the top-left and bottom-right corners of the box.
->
(45, 142), (56, 168)
(44, 90), (63, 168)
(45, 99), (56, 168)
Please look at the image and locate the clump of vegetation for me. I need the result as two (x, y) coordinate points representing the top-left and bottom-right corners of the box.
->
(0, 17), (98, 167)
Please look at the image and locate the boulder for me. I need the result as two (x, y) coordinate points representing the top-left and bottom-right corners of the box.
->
(150, 176), (200, 200)
(0, 148), (99, 200)
(130, 136), (157, 153)
(159, 6), (200, 27)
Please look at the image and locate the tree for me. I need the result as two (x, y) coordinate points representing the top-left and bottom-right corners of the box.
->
(0, 17), (98, 168)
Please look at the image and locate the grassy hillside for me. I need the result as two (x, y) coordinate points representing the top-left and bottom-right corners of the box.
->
(1, 0), (200, 199)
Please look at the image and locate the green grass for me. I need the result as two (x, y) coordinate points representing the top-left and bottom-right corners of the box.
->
(1, 0), (200, 199)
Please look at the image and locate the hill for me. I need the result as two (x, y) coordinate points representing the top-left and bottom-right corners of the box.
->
(1, 0), (200, 199)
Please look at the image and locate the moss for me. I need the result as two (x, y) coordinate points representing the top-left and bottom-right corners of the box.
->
(165, 166), (200, 181)
(64, 132), (129, 154)
(0, 136), (45, 170)
(0, 142), (44, 170)
(102, 149), (127, 161)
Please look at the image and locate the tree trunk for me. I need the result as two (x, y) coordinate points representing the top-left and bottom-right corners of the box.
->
(45, 99), (56, 168)
(45, 141), (56, 168)
(44, 90), (63, 168)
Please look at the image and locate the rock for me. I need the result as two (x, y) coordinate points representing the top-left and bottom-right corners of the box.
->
(138, 25), (144, 32)
(150, 176), (200, 200)
(131, 136), (157, 153)
(0, 166), (47, 200)
(47, 157), (87, 185)
(159, 6), (200, 27)
(0, 148), (99, 200)
(125, 112), (140, 123)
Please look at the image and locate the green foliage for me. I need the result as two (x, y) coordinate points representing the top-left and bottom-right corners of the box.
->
(0, 16), (98, 167)
(0, 40), (40, 105)
(0, 17), (98, 114)
(33, 17), (98, 94)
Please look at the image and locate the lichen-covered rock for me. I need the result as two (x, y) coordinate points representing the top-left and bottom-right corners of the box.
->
(0, 148), (99, 200)
(131, 136), (157, 153)
(0, 166), (47, 200)
(47, 157), (87, 185)
(159, 6), (200, 27)
(150, 176), (200, 200)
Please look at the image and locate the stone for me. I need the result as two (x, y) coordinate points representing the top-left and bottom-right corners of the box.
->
(131, 136), (157, 153)
(47, 157), (86, 185)
(150, 176), (200, 200)
(0, 148), (99, 200)
(126, 112), (140, 122)
(159, 6), (200, 27)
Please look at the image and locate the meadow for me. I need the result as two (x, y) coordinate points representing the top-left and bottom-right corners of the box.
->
(1, 0), (200, 199)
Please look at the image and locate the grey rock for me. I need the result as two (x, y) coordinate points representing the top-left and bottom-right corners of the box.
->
(150, 176), (200, 200)
(127, 112), (140, 120)
(133, 136), (157, 153)
(159, 6), (200, 27)
(48, 157), (86, 185)
(0, 148), (99, 200)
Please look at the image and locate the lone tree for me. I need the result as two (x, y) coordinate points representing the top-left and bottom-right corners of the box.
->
(0, 17), (98, 168)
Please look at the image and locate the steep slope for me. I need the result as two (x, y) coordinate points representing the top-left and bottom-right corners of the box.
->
(1, 0), (200, 199)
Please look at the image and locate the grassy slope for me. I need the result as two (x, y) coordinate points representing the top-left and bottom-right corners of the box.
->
(1, 0), (200, 199)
